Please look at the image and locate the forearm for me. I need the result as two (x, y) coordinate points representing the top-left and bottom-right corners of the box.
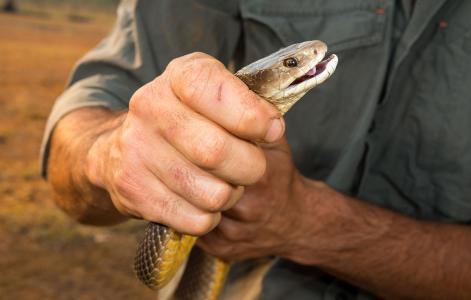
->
(47, 107), (127, 225)
(286, 179), (471, 300)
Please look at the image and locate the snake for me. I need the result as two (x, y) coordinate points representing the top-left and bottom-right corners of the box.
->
(134, 40), (338, 300)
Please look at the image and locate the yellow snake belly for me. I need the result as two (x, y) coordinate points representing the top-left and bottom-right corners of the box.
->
(135, 223), (228, 300)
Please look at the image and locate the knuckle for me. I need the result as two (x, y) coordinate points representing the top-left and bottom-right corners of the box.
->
(240, 201), (264, 221)
(166, 55), (189, 75)
(129, 84), (153, 117)
(139, 191), (178, 224)
(169, 54), (225, 102)
(155, 194), (179, 220)
(168, 163), (199, 197)
(191, 133), (228, 169)
(117, 126), (145, 164)
(167, 52), (211, 71)
(204, 182), (233, 212)
(180, 66), (209, 101)
(130, 79), (168, 119)
(117, 124), (134, 150)
(221, 225), (244, 242)
(113, 167), (139, 200)
(159, 108), (187, 140)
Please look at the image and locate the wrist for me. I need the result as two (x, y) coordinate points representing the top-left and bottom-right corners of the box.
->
(85, 111), (126, 190)
(281, 177), (343, 265)
(283, 178), (396, 267)
(86, 128), (115, 189)
(47, 108), (128, 225)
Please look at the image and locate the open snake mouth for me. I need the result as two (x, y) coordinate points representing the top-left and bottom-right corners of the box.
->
(288, 54), (337, 87)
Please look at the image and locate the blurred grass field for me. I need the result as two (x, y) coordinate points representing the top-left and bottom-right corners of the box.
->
(0, 2), (156, 299)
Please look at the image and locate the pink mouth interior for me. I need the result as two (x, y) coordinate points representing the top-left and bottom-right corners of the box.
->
(289, 55), (333, 87)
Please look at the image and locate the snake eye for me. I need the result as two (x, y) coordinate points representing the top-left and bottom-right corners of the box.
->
(283, 57), (298, 68)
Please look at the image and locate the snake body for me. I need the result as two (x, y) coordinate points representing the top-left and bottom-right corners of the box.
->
(134, 40), (338, 300)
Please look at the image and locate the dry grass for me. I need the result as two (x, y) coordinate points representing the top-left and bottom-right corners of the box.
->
(0, 6), (155, 300)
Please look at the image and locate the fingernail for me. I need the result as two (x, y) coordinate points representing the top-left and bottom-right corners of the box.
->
(264, 118), (284, 142)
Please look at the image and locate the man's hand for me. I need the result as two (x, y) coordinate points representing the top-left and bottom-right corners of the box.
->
(48, 52), (285, 234)
(197, 138), (307, 260)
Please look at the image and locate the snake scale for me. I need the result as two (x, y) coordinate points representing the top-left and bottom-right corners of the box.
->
(134, 40), (338, 300)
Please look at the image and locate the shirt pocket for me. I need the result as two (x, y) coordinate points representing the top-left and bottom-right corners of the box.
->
(240, 0), (387, 53)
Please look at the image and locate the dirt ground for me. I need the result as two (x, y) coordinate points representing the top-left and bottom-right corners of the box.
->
(0, 5), (156, 300)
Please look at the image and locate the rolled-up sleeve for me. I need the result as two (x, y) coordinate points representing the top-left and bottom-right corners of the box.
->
(40, 0), (241, 177)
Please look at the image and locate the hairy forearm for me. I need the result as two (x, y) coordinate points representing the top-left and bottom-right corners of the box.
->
(286, 179), (471, 300)
(47, 107), (127, 225)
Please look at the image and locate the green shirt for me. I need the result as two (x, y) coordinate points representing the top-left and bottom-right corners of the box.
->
(41, 0), (471, 298)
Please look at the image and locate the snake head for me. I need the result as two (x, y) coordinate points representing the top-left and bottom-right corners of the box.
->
(236, 40), (338, 114)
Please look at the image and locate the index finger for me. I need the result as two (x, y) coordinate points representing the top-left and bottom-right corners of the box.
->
(166, 52), (285, 143)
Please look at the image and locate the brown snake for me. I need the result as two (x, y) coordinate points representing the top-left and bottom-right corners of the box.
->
(134, 40), (338, 300)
